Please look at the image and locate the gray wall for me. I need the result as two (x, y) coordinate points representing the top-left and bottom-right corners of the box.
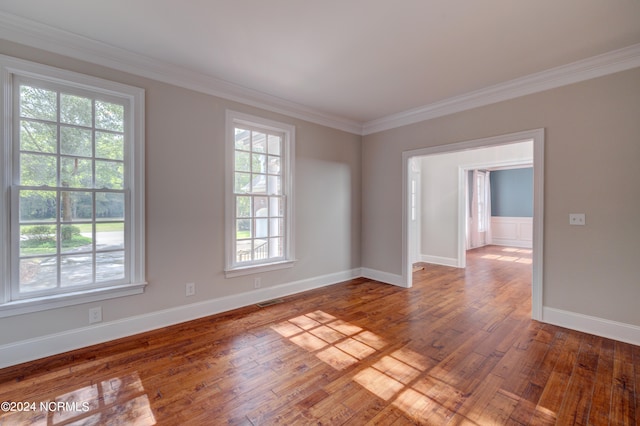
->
(363, 67), (640, 327)
(490, 168), (533, 217)
(0, 40), (362, 345)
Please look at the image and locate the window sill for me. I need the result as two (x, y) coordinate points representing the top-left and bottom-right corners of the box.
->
(0, 282), (147, 318)
(224, 260), (296, 278)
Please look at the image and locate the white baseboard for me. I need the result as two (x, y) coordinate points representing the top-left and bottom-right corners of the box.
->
(491, 238), (532, 248)
(0, 268), (361, 369)
(360, 268), (405, 287)
(420, 255), (460, 268)
(542, 307), (640, 346)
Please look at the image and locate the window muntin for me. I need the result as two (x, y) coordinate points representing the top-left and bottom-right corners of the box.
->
(234, 127), (285, 264)
(13, 78), (128, 299)
(226, 112), (294, 275)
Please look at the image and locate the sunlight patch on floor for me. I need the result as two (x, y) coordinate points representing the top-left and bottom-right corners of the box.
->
(480, 247), (532, 264)
(271, 311), (472, 423)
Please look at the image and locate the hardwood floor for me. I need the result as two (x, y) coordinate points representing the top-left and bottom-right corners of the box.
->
(0, 245), (638, 425)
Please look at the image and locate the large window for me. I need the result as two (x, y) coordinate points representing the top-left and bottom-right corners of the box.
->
(225, 111), (295, 277)
(0, 55), (145, 316)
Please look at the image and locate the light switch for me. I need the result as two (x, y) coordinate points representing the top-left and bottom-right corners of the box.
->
(569, 213), (585, 226)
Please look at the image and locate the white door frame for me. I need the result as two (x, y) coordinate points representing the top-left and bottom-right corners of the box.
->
(401, 128), (544, 320)
(408, 157), (421, 265)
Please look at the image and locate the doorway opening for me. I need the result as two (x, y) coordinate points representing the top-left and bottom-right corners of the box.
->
(402, 129), (544, 320)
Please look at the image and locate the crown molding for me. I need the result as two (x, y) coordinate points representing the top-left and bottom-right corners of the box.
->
(2, 12), (639, 137)
(362, 43), (640, 135)
(0, 12), (364, 135)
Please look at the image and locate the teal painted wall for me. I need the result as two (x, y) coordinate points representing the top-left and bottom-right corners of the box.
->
(490, 168), (533, 217)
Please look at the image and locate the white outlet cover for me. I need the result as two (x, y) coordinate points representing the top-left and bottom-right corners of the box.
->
(89, 307), (102, 324)
(186, 282), (196, 296)
(569, 213), (586, 225)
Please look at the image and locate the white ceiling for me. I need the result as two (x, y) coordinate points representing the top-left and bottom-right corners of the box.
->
(1, 1), (640, 132)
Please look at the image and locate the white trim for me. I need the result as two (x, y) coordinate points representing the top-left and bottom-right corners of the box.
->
(402, 128), (544, 320)
(543, 307), (640, 347)
(0, 283), (146, 318)
(224, 259), (295, 278)
(419, 255), (460, 268)
(0, 268), (361, 369)
(490, 217), (533, 248)
(361, 267), (405, 288)
(1, 13), (639, 136)
(363, 43), (640, 135)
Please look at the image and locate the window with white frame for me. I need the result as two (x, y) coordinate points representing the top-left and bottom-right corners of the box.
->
(225, 111), (294, 277)
(0, 55), (145, 316)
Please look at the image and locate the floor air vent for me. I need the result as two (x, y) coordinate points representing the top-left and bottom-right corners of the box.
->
(256, 298), (285, 308)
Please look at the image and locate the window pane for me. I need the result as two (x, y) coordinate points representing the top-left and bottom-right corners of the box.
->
(269, 238), (283, 258)
(268, 156), (281, 175)
(20, 224), (56, 256)
(268, 176), (281, 195)
(270, 218), (283, 237)
(269, 197), (283, 217)
(61, 157), (93, 188)
(60, 93), (92, 126)
(237, 219), (251, 239)
(96, 192), (125, 220)
(254, 240), (268, 260)
(235, 128), (250, 151)
(19, 190), (57, 222)
(96, 132), (124, 160)
(20, 153), (57, 186)
(235, 151), (250, 172)
(20, 85), (56, 121)
(252, 132), (266, 153)
(95, 100), (124, 132)
(97, 222), (124, 250)
(61, 191), (93, 222)
(61, 224), (92, 254)
(236, 196), (251, 218)
(95, 160), (124, 189)
(20, 120), (57, 153)
(253, 196), (268, 216)
(255, 218), (268, 238)
(251, 174), (266, 193)
(96, 251), (125, 282)
(252, 153), (266, 173)
(234, 172), (250, 194)
(268, 135), (281, 155)
(61, 126), (92, 157)
(236, 242), (251, 263)
(20, 257), (57, 292)
(61, 254), (94, 286)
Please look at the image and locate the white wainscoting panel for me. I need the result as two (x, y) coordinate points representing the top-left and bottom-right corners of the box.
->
(491, 216), (532, 248)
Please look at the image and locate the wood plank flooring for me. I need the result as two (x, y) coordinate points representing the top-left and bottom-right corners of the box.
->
(0, 245), (638, 425)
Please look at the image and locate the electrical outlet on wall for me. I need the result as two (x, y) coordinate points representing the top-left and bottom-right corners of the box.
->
(186, 282), (196, 297)
(89, 306), (102, 324)
(569, 213), (586, 226)
(254, 277), (262, 289)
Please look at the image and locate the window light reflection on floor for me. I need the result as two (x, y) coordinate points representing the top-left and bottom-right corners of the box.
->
(0, 372), (155, 425)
